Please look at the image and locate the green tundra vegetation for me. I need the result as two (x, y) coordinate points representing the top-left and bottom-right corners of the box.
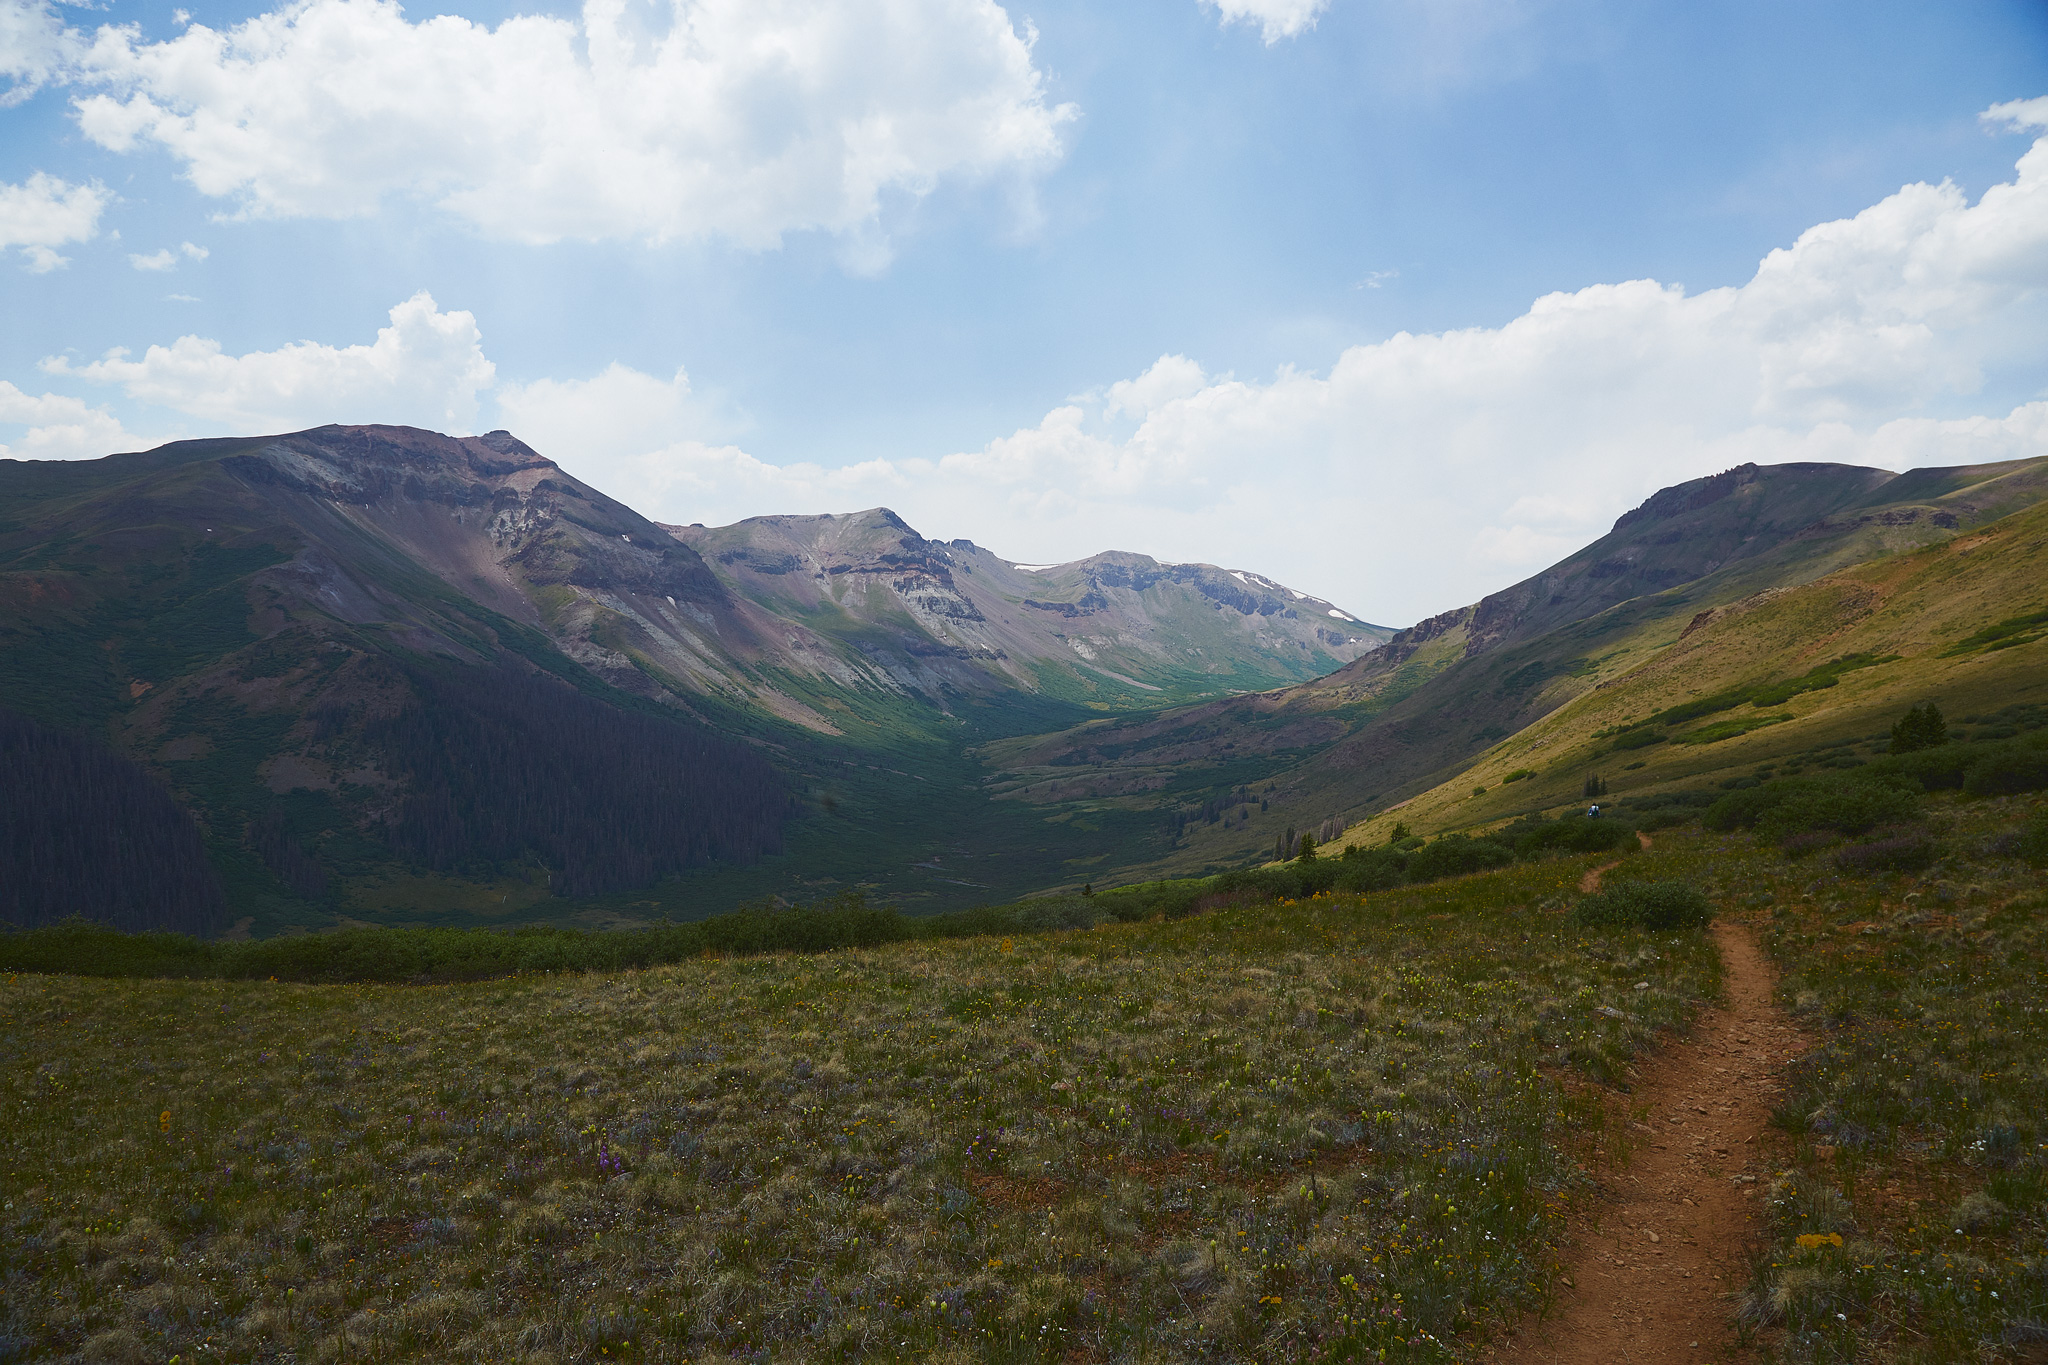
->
(6, 847), (1713, 1365)
(1723, 795), (2048, 1365)
(6, 735), (2046, 1363)
(0, 807), (1644, 984)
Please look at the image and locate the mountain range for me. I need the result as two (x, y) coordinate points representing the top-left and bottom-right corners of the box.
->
(991, 454), (2048, 876)
(4, 423), (2045, 936)
(0, 424), (1383, 934)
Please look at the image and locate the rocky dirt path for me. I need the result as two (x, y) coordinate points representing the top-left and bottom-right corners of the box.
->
(1489, 919), (1807, 1364)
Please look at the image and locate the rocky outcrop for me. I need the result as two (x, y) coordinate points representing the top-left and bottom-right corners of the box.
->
(669, 509), (1390, 703)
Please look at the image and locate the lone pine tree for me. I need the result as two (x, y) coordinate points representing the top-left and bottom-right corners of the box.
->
(1890, 701), (1949, 755)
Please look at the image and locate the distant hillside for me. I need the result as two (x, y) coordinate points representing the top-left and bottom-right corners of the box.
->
(982, 454), (2048, 880)
(668, 509), (1387, 708)
(0, 425), (1381, 933)
(1350, 485), (2048, 845)
(0, 425), (792, 933)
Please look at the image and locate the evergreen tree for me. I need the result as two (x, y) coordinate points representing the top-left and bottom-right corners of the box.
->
(372, 660), (787, 896)
(1296, 833), (1317, 861)
(0, 708), (225, 933)
(1890, 702), (1949, 754)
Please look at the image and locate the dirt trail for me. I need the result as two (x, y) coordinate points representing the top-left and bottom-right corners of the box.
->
(1489, 919), (1806, 1364)
(1579, 830), (1657, 892)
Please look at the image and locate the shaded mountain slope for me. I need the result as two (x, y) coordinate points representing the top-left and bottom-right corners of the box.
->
(0, 426), (812, 930)
(983, 454), (2048, 881)
(0, 425), (1381, 932)
(1, 706), (226, 934)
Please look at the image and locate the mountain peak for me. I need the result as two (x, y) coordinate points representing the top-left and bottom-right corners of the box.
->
(475, 429), (548, 463)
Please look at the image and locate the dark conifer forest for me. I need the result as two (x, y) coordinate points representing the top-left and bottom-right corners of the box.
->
(0, 707), (226, 933)
(369, 662), (789, 896)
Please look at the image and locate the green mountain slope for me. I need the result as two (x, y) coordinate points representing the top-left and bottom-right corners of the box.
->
(0, 426), (807, 935)
(1353, 488), (2048, 843)
(983, 455), (2048, 881)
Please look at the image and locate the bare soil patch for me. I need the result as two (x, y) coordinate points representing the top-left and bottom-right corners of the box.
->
(1489, 920), (1806, 1364)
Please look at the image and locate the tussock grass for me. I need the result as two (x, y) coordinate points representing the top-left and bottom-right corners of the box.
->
(2, 854), (1720, 1363)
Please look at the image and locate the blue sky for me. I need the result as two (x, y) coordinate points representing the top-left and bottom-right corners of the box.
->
(4, 0), (2046, 623)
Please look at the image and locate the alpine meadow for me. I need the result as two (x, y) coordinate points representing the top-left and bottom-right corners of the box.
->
(5, 1), (2048, 1362)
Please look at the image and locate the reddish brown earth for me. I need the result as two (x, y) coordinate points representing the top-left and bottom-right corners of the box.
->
(1489, 917), (1807, 1364)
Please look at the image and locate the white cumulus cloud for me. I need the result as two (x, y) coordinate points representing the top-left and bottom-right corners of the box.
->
(0, 0), (84, 106)
(0, 381), (145, 460)
(45, 291), (496, 435)
(522, 113), (2048, 624)
(60, 0), (1072, 251)
(0, 171), (110, 271)
(19, 105), (2047, 628)
(497, 364), (733, 467)
(126, 240), (208, 271)
(1985, 95), (2048, 134)
(1205, 0), (1329, 43)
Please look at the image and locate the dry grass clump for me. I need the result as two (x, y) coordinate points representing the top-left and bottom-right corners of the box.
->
(3, 853), (1720, 1362)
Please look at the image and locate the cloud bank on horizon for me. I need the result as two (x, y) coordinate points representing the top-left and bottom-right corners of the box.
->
(3, 0), (2047, 625)
(503, 98), (2048, 615)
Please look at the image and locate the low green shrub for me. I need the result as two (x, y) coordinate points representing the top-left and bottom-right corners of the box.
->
(1405, 833), (1516, 881)
(1330, 845), (1410, 891)
(0, 897), (918, 982)
(1871, 731), (2048, 792)
(1832, 827), (1940, 875)
(1960, 746), (2048, 796)
(1505, 812), (1635, 858)
(1888, 700), (1951, 754)
(1617, 789), (1717, 830)
(1677, 713), (1792, 745)
(2014, 807), (2048, 865)
(1571, 880), (1713, 931)
(1703, 772), (1922, 840)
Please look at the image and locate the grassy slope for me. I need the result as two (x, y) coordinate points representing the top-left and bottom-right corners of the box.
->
(8, 775), (2043, 1361)
(1333, 494), (2048, 850)
(1742, 799), (2048, 1365)
(983, 458), (2048, 885)
(1642, 794), (2047, 1365)
(2, 851), (1721, 1365)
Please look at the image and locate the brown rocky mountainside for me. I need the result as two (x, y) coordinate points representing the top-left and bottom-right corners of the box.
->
(1, 425), (1377, 739)
(0, 423), (1397, 928)
(667, 509), (1388, 710)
